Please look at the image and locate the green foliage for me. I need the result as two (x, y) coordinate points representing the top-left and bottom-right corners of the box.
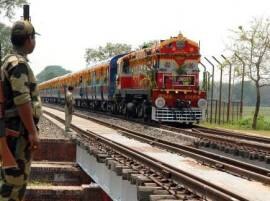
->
(238, 117), (252, 129)
(227, 17), (270, 129)
(0, 0), (27, 19)
(229, 17), (270, 85)
(0, 0), (28, 56)
(36, 66), (71, 83)
(210, 81), (270, 106)
(139, 40), (158, 49)
(84, 40), (160, 64)
(238, 115), (270, 130)
(0, 22), (12, 57)
(85, 42), (132, 64)
(243, 106), (270, 120)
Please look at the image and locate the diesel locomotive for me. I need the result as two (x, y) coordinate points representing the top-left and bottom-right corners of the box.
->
(39, 34), (207, 124)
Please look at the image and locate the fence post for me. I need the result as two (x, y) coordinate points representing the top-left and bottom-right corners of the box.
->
(215, 99), (218, 123)
(235, 54), (245, 119)
(204, 57), (215, 124)
(236, 102), (238, 122)
(232, 102), (234, 123)
(223, 101), (225, 123)
(200, 62), (206, 90)
(200, 62), (209, 121)
(221, 55), (232, 123)
(212, 56), (223, 124)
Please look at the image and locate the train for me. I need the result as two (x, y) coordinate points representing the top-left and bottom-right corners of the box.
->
(39, 34), (207, 124)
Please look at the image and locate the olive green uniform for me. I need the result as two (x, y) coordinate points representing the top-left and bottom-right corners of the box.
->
(65, 90), (74, 131)
(0, 50), (42, 201)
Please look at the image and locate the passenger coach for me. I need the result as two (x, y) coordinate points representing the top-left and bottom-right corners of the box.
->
(39, 34), (207, 124)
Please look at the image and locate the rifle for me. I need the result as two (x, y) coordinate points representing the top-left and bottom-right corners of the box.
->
(23, 4), (30, 21)
(0, 43), (18, 168)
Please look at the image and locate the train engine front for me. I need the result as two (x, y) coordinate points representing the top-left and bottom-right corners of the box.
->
(151, 35), (207, 123)
(116, 34), (207, 124)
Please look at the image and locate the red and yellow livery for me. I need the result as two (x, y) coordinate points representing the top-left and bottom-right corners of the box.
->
(39, 34), (207, 124)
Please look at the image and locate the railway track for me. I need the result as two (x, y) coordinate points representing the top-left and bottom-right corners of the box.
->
(45, 103), (270, 164)
(78, 105), (270, 152)
(160, 124), (270, 167)
(44, 105), (270, 183)
(192, 126), (270, 144)
(43, 105), (270, 201)
(159, 123), (270, 146)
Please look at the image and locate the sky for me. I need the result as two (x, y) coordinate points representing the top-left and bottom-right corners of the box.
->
(2, 0), (270, 75)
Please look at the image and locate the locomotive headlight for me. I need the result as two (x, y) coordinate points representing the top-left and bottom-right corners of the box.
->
(155, 97), (166, 108)
(198, 98), (207, 109)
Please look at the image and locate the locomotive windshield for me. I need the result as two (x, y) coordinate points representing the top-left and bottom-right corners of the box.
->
(158, 59), (199, 74)
(158, 59), (178, 72)
(177, 62), (199, 74)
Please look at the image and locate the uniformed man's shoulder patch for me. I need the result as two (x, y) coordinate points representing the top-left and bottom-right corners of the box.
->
(2, 54), (28, 72)
(7, 55), (20, 67)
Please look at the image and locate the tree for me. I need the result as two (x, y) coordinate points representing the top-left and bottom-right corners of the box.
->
(0, 0), (27, 19)
(36, 66), (71, 83)
(84, 42), (132, 65)
(228, 17), (270, 129)
(139, 40), (158, 49)
(0, 0), (28, 57)
(0, 23), (12, 57)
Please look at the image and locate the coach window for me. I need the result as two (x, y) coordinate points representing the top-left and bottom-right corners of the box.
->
(104, 69), (108, 83)
(123, 60), (130, 74)
(93, 72), (96, 84)
(88, 72), (92, 85)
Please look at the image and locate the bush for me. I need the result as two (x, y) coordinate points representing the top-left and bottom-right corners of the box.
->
(264, 120), (270, 130)
(256, 115), (265, 130)
(238, 117), (252, 129)
(238, 115), (270, 130)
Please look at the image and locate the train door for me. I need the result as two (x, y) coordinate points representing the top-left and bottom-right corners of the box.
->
(109, 54), (126, 99)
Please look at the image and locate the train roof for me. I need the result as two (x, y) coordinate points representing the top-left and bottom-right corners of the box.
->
(39, 34), (198, 90)
(39, 62), (110, 89)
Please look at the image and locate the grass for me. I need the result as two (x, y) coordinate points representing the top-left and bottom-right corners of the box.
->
(201, 106), (270, 137)
(243, 106), (270, 121)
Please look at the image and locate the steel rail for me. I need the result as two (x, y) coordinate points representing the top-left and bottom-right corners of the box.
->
(43, 103), (270, 147)
(43, 105), (270, 184)
(60, 102), (270, 152)
(160, 124), (270, 153)
(44, 109), (249, 201)
(192, 126), (270, 144)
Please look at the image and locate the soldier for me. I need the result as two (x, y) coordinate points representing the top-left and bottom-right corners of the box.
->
(65, 86), (74, 132)
(0, 20), (42, 200)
